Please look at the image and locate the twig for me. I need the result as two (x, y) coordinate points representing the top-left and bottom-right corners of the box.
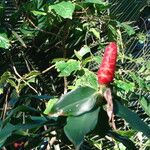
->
(41, 65), (55, 74)
(1, 88), (11, 120)
(12, 64), (38, 94)
(27, 18), (60, 37)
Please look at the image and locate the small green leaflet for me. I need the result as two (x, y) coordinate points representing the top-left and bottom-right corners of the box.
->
(89, 28), (100, 39)
(120, 22), (135, 36)
(55, 59), (81, 77)
(74, 45), (91, 60)
(115, 80), (135, 92)
(31, 10), (47, 16)
(85, 0), (107, 5)
(50, 1), (75, 19)
(0, 31), (10, 49)
(75, 68), (98, 90)
(139, 97), (150, 117)
(44, 98), (58, 115)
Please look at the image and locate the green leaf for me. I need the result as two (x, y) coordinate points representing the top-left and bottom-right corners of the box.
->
(74, 45), (91, 60)
(44, 98), (58, 115)
(139, 97), (150, 117)
(4, 106), (39, 126)
(55, 59), (81, 77)
(0, 123), (15, 147)
(89, 28), (100, 39)
(0, 29), (10, 49)
(115, 80), (135, 92)
(50, 1), (75, 19)
(114, 100), (150, 138)
(75, 68), (98, 90)
(7, 79), (17, 88)
(31, 10), (47, 16)
(85, 0), (107, 5)
(0, 88), (3, 94)
(0, 71), (11, 85)
(64, 108), (100, 149)
(23, 71), (40, 80)
(120, 23), (135, 36)
(53, 86), (97, 116)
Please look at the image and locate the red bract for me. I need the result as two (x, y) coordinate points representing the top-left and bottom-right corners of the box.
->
(97, 42), (118, 85)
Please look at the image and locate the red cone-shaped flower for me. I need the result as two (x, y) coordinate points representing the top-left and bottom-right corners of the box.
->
(97, 42), (118, 84)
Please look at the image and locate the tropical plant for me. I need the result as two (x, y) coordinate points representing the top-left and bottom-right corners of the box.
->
(0, 0), (149, 149)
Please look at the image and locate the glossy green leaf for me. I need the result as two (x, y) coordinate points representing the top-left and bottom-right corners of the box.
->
(53, 86), (97, 116)
(139, 97), (150, 117)
(64, 108), (100, 149)
(55, 59), (81, 77)
(50, 1), (75, 19)
(114, 101), (150, 138)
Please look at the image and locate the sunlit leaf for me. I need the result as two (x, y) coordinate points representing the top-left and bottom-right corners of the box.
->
(75, 68), (98, 90)
(0, 29), (10, 49)
(52, 86), (98, 116)
(55, 59), (81, 77)
(44, 98), (58, 115)
(139, 97), (150, 117)
(85, 0), (108, 5)
(50, 1), (75, 19)
(89, 28), (100, 39)
(74, 45), (91, 60)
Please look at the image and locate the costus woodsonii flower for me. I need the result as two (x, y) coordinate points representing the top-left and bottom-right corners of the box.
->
(97, 42), (118, 85)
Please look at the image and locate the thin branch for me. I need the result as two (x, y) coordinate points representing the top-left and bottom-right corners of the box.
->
(12, 65), (38, 94)
(1, 88), (11, 120)
(41, 65), (55, 74)
(27, 18), (60, 37)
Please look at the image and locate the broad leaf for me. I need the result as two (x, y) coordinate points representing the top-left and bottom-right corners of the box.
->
(50, 1), (75, 19)
(114, 100), (150, 138)
(52, 86), (98, 116)
(55, 59), (80, 77)
(64, 108), (100, 150)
